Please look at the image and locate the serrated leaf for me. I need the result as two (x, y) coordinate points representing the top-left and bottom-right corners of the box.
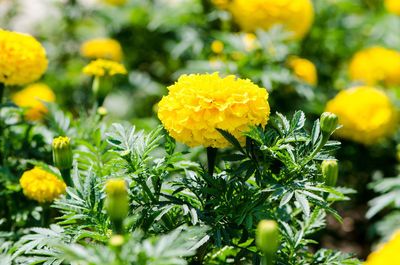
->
(290, 111), (305, 132)
(295, 191), (310, 217)
(216, 128), (244, 153)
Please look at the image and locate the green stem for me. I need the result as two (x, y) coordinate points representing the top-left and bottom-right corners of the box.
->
(22, 124), (33, 155)
(0, 83), (4, 104)
(41, 203), (51, 227)
(262, 253), (273, 265)
(113, 219), (124, 235)
(60, 168), (73, 187)
(302, 132), (331, 167)
(0, 83), (4, 164)
(201, 0), (211, 13)
(207, 147), (217, 176)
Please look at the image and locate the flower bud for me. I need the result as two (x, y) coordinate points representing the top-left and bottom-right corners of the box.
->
(256, 220), (279, 255)
(321, 160), (338, 186)
(52, 136), (73, 170)
(97, 106), (108, 116)
(320, 112), (338, 135)
(109, 235), (124, 247)
(105, 179), (129, 222)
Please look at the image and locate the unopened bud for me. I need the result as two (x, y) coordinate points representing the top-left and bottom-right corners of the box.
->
(109, 235), (124, 247)
(321, 160), (338, 186)
(52, 136), (73, 170)
(320, 112), (338, 135)
(256, 220), (279, 255)
(105, 179), (129, 222)
(97, 106), (108, 116)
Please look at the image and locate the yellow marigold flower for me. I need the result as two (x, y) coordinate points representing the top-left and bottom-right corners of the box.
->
(158, 73), (270, 148)
(83, 59), (127, 77)
(348, 47), (400, 87)
(228, 0), (314, 40)
(0, 29), (48, 86)
(20, 167), (66, 203)
(212, 0), (229, 9)
(11, 83), (55, 121)
(325, 86), (398, 145)
(287, 56), (317, 86)
(385, 0), (400, 15)
(100, 0), (127, 6)
(211, 40), (224, 54)
(80, 38), (123, 62)
(365, 230), (400, 265)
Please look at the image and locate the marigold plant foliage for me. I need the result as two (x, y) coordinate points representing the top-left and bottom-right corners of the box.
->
(348, 46), (400, 87)
(157, 72), (270, 148)
(228, 0), (314, 40)
(287, 56), (317, 85)
(0, 29), (48, 86)
(80, 38), (123, 61)
(325, 86), (398, 145)
(364, 230), (400, 265)
(385, 0), (400, 15)
(83, 59), (127, 76)
(19, 167), (66, 203)
(11, 83), (55, 121)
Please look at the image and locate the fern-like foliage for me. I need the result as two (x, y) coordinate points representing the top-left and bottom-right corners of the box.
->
(10, 225), (68, 265)
(53, 165), (109, 241)
(55, 226), (208, 265)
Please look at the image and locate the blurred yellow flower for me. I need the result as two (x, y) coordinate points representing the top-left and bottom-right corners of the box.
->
(211, 0), (229, 9)
(211, 40), (224, 54)
(0, 29), (48, 86)
(385, 0), (400, 15)
(11, 83), (55, 121)
(20, 167), (66, 203)
(106, 179), (127, 196)
(348, 47), (400, 87)
(242, 33), (258, 52)
(83, 59), (127, 77)
(80, 38), (123, 61)
(228, 0), (314, 40)
(287, 56), (317, 86)
(158, 73), (270, 148)
(325, 86), (398, 145)
(100, 0), (127, 6)
(365, 230), (400, 265)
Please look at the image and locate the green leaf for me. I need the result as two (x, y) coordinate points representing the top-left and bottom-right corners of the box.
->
(290, 111), (305, 132)
(295, 191), (310, 217)
(216, 128), (244, 153)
